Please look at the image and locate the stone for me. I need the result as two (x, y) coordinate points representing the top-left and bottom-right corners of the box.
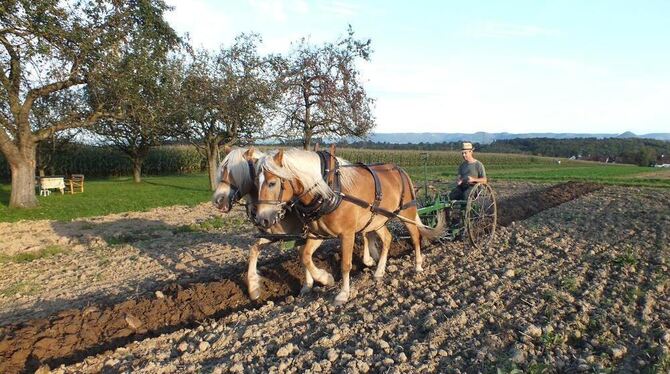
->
(104, 358), (119, 367)
(510, 347), (527, 364)
(230, 363), (244, 373)
(327, 348), (339, 362)
(177, 341), (189, 353)
(35, 365), (51, 374)
(155, 291), (165, 299)
(198, 341), (210, 352)
(277, 343), (295, 358)
(125, 314), (142, 329)
(525, 324), (542, 338)
(611, 345), (627, 359)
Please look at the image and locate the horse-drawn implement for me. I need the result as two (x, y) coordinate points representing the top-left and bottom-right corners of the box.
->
(251, 150), (498, 251)
(414, 153), (497, 250)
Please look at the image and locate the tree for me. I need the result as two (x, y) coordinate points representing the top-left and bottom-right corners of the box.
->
(32, 92), (84, 176)
(0, 0), (178, 207)
(274, 26), (376, 150)
(181, 34), (277, 190)
(90, 52), (183, 183)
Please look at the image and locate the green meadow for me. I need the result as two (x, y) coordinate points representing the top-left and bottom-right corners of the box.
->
(1, 151), (668, 222)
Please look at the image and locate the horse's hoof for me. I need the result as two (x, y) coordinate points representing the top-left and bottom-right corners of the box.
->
(373, 272), (385, 280)
(415, 265), (424, 273)
(333, 293), (349, 306)
(249, 287), (261, 300)
(300, 285), (312, 296)
(363, 257), (376, 267)
(323, 273), (335, 287)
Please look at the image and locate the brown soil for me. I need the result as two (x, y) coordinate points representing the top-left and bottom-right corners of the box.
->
(497, 181), (603, 226)
(0, 181), (604, 373)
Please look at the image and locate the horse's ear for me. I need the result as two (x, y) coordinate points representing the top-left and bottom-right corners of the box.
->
(243, 147), (255, 160)
(223, 145), (232, 155)
(273, 149), (284, 167)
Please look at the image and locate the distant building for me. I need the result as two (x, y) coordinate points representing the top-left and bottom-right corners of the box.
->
(655, 154), (670, 167)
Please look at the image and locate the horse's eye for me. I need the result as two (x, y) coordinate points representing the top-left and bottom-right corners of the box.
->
(268, 181), (277, 188)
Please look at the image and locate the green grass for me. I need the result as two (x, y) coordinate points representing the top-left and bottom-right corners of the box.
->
(0, 280), (40, 297)
(178, 216), (248, 233)
(406, 163), (670, 188)
(1, 153), (668, 223)
(0, 245), (70, 263)
(0, 174), (212, 222)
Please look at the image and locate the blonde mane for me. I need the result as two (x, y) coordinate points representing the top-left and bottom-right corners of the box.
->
(217, 148), (265, 194)
(257, 148), (355, 198)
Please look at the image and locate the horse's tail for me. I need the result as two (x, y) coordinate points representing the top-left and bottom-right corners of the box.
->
(416, 211), (447, 241)
(398, 166), (446, 241)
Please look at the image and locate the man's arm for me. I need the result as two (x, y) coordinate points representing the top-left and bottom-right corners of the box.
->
(466, 162), (487, 184)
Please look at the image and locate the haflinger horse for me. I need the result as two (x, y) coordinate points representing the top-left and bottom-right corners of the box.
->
(255, 148), (446, 305)
(212, 147), (381, 299)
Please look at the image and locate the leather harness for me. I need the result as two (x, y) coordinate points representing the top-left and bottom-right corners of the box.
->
(257, 151), (418, 239)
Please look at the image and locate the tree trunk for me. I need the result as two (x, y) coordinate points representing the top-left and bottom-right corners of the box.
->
(132, 158), (143, 183)
(7, 145), (38, 208)
(302, 129), (313, 150)
(205, 140), (219, 191)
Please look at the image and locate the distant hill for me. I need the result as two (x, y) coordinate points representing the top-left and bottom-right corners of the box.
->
(361, 132), (670, 144)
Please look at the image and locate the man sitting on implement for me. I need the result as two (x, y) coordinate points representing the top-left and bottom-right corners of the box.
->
(449, 142), (487, 200)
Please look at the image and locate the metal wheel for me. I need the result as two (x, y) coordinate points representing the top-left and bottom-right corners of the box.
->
(464, 184), (497, 249)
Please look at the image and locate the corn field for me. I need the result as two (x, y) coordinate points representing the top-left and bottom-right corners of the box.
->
(0, 144), (583, 181)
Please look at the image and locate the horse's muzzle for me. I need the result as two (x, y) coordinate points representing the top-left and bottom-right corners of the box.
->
(214, 196), (231, 213)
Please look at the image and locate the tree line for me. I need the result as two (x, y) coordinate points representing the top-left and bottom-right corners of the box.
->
(342, 138), (669, 166)
(0, 0), (375, 208)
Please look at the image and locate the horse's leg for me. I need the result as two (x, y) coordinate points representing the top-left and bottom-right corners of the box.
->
(301, 238), (334, 287)
(367, 231), (380, 261)
(248, 238), (270, 300)
(362, 232), (376, 267)
(402, 212), (424, 272)
(301, 265), (315, 296)
(373, 225), (392, 279)
(334, 231), (355, 306)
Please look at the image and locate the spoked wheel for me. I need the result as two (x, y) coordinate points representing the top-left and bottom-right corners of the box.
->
(464, 184), (497, 249)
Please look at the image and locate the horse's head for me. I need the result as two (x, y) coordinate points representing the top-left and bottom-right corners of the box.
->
(255, 149), (300, 228)
(212, 146), (259, 213)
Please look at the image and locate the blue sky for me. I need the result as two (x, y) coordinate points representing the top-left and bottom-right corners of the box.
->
(164, 0), (670, 134)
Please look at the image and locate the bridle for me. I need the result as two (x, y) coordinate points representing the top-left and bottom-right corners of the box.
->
(254, 170), (321, 225)
(220, 160), (256, 211)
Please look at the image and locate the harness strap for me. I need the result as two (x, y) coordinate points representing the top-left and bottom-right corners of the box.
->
(247, 159), (256, 181)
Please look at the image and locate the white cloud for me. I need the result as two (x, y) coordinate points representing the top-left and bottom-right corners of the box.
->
(464, 22), (560, 39)
(318, 0), (360, 17)
(164, 0), (233, 50)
